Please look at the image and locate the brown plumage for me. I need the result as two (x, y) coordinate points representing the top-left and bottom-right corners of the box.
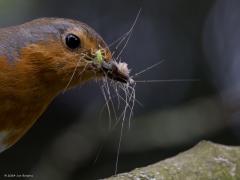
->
(0, 18), (128, 153)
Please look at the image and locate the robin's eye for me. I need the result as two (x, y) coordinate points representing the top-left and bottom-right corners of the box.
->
(65, 34), (81, 49)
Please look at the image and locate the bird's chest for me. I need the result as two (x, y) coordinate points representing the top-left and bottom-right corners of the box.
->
(0, 96), (52, 151)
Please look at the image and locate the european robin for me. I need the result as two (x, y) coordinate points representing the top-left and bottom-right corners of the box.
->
(0, 18), (129, 153)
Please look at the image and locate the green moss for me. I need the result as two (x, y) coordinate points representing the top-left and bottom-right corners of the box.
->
(106, 141), (240, 180)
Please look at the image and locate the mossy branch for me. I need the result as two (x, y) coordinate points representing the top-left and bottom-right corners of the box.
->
(105, 141), (240, 179)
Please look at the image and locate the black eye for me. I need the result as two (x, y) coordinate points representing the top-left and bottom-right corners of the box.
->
(65, 34), (81, 49)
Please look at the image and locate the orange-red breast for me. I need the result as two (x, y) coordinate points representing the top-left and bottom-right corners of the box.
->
(0, 18), (129, 153)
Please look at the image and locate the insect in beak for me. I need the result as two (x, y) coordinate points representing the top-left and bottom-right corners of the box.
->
(92, 49), (132, 84)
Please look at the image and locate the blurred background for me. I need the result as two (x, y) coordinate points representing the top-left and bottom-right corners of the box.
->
(1, 0), (240, 179)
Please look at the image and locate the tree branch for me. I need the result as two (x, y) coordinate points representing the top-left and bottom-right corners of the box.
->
(106, 141), (240, 179)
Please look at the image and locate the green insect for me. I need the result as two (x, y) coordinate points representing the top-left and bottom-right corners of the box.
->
(94, 49), (103, 64)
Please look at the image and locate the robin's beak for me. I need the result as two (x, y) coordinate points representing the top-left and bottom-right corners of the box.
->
(101, 60), (129, 83)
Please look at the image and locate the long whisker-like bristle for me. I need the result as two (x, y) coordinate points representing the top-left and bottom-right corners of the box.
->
(109, 8), (141, 60)
(108, 32), (129, 49)
(134, 79), (200, 83)
(115, 8), (142, 60)
(62, 59), (83, 93)
(131, 59), (166, 78)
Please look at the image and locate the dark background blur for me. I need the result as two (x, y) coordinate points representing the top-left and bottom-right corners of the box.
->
(1, 0), (240, 179)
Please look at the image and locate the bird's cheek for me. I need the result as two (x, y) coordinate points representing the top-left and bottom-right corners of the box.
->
(78, 62), (102, 78)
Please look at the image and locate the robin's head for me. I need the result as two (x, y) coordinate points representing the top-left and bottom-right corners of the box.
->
(0, 18), (133, 151)
(3, 18), (125, 92)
